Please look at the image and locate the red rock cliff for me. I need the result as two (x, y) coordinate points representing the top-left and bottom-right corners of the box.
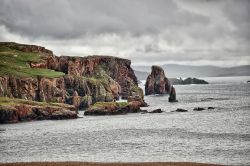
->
(0, 42), (143, 110)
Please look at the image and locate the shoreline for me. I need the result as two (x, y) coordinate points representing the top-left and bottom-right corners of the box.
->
(0, 162), (225, 166)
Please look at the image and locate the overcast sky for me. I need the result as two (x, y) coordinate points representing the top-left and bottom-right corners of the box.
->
(0, 0), (249, 67)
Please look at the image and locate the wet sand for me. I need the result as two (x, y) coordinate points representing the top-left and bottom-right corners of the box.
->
(0, 162), (224, 166)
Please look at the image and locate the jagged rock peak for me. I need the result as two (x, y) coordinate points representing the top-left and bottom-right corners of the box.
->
(145, 65), (177, 102)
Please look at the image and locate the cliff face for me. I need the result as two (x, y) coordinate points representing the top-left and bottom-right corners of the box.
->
(51, 55), (139, 99)
(0, 42), (143, 110)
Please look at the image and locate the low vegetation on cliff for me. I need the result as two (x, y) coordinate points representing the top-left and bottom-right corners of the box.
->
(0, 43), (64, 78)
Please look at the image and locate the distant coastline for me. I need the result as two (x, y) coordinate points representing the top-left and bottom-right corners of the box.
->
(133, 64), (250, 79)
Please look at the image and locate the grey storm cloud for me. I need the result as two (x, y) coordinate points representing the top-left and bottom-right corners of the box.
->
(0, 0), (249, 66)
(0, 0), (210, 38)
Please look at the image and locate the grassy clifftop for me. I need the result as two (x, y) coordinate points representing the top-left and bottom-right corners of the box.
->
(0, 97), (77, 123)
(0, 43), (64, 78)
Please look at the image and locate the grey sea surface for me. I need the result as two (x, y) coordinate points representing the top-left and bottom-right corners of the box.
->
(0, 76), (250, 165)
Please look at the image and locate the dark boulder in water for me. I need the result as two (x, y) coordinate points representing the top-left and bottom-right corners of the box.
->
(168, 86), (178, 102)
(175, 108), (188, 112)
(149, 108), (163, 113)
(193, 107), (205, 111)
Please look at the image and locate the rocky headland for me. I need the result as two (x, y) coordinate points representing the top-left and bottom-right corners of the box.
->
(0, 42), (145, 123)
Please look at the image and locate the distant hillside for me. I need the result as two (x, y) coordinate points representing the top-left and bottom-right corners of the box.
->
(133, 64), (250, 79)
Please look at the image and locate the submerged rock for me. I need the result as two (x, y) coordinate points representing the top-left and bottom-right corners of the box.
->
(175, 108), (188, 112)
(149, 109), (163, 113)
(193, 107), (205, 111)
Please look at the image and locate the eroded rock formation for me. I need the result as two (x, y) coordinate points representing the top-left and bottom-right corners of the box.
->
(145, 65), (177, 102)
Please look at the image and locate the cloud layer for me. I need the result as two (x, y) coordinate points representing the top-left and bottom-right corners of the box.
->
(0, 0), (249, 66)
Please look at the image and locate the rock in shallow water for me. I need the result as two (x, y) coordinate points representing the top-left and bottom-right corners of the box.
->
(149, 109), (163, 113)
(175, 108), (188, 112)
(168, 86), (178, 102)
(193, 107), (205, 111)
(84, 100), (149, 116)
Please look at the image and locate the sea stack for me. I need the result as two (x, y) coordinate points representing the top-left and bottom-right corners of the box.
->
(145, 65), (177, 102)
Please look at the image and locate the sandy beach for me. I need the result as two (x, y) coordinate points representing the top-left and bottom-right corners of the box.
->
(0, 162), (224, 166)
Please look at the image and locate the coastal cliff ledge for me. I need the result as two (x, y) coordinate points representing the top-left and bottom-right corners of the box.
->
(0, 97), (77, 123)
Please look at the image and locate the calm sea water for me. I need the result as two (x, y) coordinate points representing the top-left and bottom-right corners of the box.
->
(0, 76), (250, 165)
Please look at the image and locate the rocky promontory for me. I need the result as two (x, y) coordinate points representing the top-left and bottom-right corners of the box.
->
(84, 101), (143, 115)
(0, 97), (77, 123)
(0, 42), (145, 122)
(145, 65), (177, 102)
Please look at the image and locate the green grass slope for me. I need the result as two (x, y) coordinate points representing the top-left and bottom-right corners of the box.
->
(0, 44), (64, 78)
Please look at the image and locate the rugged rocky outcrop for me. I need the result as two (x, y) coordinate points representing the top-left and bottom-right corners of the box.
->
(145, 66), (170, 95)
(145, 65), (177, 102)
(0, 42), (144, 121)
(0, 97), (77, 123)
(84, 101), (142, 116)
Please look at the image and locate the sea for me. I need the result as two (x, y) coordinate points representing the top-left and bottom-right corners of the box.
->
(0, 76), (250, 165)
